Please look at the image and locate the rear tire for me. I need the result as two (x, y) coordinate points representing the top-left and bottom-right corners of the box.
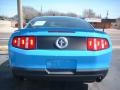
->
(12, 72), (24, 82)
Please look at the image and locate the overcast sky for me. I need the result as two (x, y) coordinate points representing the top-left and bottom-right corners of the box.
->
(0, 0), (120, 18)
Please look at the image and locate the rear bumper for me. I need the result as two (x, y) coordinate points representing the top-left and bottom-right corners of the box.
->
(12, 67), (108, 82)
(9, 49), (112, 70)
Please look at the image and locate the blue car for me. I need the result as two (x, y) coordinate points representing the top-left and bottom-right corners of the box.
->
(8, 16), (112, 82)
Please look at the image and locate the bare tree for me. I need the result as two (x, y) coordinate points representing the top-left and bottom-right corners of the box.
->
(23, 6), (40, 19)
(43, 10), (79, 17)
(66, 12), (78, 17)
(13, 6), (80, 20)
(43, 10), (61, 16)
(83, 9), (96, 18)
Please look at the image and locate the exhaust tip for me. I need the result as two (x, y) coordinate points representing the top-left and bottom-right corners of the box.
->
(96, 76), (103, 82)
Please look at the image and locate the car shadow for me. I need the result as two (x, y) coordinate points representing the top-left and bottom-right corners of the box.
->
(14, 80), (88, 90)
(0, 59), (88, 90)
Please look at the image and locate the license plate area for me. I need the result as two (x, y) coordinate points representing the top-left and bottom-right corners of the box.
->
(46, 60), (76, 74)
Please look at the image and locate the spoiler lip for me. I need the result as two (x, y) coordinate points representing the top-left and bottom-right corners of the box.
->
(21, 27), (94, 31)
(15, 27), (106, 35)
(48, 30), (75, 33)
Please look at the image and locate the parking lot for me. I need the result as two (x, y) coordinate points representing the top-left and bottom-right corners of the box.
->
(0, 29), (120, 90)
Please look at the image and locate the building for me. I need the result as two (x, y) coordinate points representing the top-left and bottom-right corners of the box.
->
(85, 18), (116, 29)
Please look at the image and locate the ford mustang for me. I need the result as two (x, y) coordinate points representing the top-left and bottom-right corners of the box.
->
(8, 16), (112, 82)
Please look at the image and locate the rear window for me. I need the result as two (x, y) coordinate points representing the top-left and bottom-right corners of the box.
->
(26, 17), (93, 30)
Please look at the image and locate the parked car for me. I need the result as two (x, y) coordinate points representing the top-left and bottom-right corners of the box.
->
(15, 21), (26, 28)
(8, 16), (112, 82)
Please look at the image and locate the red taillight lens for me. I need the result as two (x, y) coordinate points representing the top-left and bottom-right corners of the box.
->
(12, 36), (36, 49)
(28, 36), (36, 49)
(87, 38), (109, 51)
(20, 37), (26, 48)
(12, 37), (18, 47)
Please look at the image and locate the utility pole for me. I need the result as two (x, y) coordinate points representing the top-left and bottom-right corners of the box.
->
(103, 10), (109, 32)
(17, 0), (23, 29)
(106, 10), (109, 19)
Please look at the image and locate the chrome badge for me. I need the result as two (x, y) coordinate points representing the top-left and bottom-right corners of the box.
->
(55, 37), (68, 49)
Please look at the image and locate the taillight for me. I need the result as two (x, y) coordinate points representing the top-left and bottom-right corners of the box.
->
(87, 37), (109, 51)
(12, 36), (36, 49)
